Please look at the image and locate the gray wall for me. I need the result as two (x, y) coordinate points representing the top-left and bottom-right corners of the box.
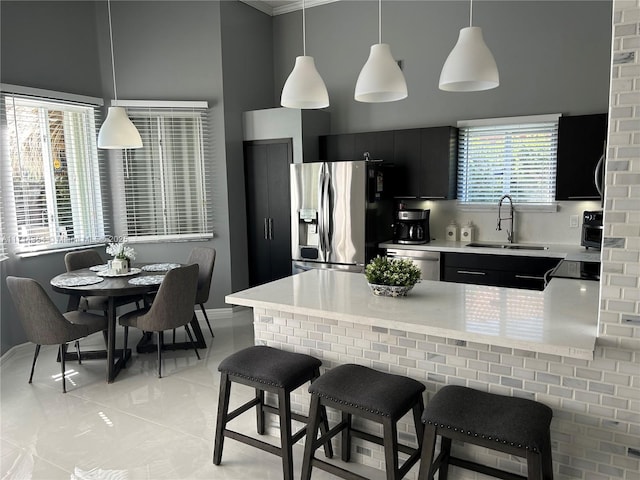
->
(273, 1), (612, 133)
(220, 0), (275, 292)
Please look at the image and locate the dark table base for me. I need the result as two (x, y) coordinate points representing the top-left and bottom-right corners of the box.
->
(135, 317), (207, 353)
(59, 348), (132, 381)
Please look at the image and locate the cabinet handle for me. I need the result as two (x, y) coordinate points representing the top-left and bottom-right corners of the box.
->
(515, 274), (543, 280)
(457, 270), (486, 275)
(268, 218), (273, 240)
(264, 218), (268, 240)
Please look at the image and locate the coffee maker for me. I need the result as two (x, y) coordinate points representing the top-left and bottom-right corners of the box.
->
(393, 209), (430, 244)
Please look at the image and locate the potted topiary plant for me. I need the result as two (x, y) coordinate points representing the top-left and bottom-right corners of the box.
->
(364, 256), (422, 297)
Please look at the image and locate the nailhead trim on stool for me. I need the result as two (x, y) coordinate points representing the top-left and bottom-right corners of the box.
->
(418, 385), (554, 480)
(212, 345), (333, 480)
(301, 364), (426, 480)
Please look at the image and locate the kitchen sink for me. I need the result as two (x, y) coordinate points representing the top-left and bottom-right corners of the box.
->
(466, 242), (549, 251)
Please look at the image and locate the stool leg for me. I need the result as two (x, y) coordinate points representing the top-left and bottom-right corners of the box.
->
(526, 450), (543, 480)
(341, 411), (352, 462)
(301, 394), (322, 480)
(439, 436), (452, 480)
(413, 396), (425, 447)
(256, 388), (265, 434)
(213, 373), (231, 465)
(312, 366), (333, 459)
(418, 423), (438, 480)
(277, 388), (294, 480)
(541, 435), (554, 480)
(382, 417), (399, 480)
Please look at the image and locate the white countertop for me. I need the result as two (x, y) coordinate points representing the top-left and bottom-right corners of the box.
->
(226, 269), (599, 360)
(380, 239), (602, 262)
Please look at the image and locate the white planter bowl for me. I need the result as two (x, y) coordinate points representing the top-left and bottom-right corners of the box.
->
(368, 283), (415, 297)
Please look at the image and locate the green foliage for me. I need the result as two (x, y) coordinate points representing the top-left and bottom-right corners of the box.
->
(365, 256), (421, 287)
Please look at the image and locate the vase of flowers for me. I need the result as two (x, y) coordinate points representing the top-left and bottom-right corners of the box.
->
(106, 242), (136, 274)
(365, 256), (422, 297)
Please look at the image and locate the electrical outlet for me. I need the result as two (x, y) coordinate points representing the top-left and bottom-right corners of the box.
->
(569, 215), (580, 228)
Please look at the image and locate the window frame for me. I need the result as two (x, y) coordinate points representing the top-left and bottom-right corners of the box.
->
(1, 84), (107, 257)
(109, 100), (212, 243)
(456, 114), (561, 209)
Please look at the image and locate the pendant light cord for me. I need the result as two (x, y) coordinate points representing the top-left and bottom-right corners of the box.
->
(107, 0), (118, 101)
(469, 0), (473, 27)
(302, 0), (306, 55)
(378, 0), (382, 44)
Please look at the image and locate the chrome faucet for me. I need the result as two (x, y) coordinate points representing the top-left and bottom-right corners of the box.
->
(497, 194), (515, 243)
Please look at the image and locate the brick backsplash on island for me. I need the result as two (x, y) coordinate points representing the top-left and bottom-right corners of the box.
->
(253, 308), (638, 480)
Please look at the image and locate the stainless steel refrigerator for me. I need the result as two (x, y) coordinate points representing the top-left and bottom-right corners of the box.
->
(290, 161), (393, 273)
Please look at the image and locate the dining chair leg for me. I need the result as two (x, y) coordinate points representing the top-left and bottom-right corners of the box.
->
(184, 324), (201, 360)
(75, 341), (82, 365)
(157, 331), (164, 378)
(29, 344), (41, 384)
(60, 344), (67, 393)
(172, 329), (176, 344)
(122, 326), (129, 368)
(200, 304), (214, 337)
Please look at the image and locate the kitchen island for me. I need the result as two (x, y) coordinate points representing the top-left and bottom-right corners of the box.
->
(226, 269), (598, 360)
(225, 269), (601, 478)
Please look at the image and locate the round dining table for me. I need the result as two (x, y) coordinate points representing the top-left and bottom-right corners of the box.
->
(50, 263), (205, 383)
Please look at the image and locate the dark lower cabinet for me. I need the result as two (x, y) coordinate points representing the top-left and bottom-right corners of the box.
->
(244, 139), (293, 287)
(442, 253), (561, 290)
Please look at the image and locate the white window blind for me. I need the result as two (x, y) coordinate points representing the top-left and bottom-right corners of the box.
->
(1, 87), (106, 254)
(115, 102), (211, 241)
(457, 115), (560, 204)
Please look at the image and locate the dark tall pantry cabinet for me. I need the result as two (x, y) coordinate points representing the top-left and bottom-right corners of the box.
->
(244, 139), (293, 286)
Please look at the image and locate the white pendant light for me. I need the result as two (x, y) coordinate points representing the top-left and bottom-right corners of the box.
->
(355, 0), (407, 103)
(439, 0), (499, 92)
(281, 0), (329, 109)
(98, 0), (142, 149)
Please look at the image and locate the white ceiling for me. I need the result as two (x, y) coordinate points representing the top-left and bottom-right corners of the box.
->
(241, 0), (340, 16)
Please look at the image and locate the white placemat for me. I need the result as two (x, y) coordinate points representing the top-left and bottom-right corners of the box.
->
(128, 275), (165, 286)
(96, 267), (142, 278)
(52, 276), (104, 287)
(89, 264), (109, 272)
(141, 263), (181, 272)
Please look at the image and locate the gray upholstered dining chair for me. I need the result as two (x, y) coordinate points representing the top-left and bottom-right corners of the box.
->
(118, 264), (200, 378)
(187, 247), (216, 337)
(64, 249), (142, 313)
(6, 276), (108, 393)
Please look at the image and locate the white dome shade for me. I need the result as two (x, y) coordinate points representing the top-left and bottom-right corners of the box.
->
(355, 43), (408, 103)
(281, 56), (329, 109)
(98, 106), (143, 149)
(439, 26), (499, 92)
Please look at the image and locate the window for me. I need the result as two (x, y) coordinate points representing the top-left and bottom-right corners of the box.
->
(1, 87), (105, 254)
(457, 114), (560, 205)
(112, 101), (211, 241)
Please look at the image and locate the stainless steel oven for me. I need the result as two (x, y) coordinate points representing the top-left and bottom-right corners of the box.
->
(581, 210), (603, 250)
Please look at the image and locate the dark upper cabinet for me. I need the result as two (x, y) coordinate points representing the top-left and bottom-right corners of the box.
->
(555, 113), (607, 200)
(320, 131), (394, 163)
(393, 126), (458, 199)
(420, 127), (458, 199)
(392, 129), (422, 198)
(320, 133), (355, 161)
(354, 131), (395, 162)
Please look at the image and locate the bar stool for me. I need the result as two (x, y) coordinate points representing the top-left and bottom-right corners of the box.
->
(212, 345), (332, 480)
(301, 364), (426, 480)
(418, 385), (554, 480)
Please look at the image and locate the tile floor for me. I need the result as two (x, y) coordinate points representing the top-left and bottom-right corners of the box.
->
(0, 309), (388, 479)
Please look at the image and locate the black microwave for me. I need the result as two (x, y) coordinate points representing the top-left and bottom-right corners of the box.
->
(581, 210), (603, 250)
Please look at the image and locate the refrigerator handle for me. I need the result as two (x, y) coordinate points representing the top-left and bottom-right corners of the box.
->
(322, 168), (332, 254)
(268, 218), (273, 240)
(263, 218), (268, 240)
(318, 167), (327, 254)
